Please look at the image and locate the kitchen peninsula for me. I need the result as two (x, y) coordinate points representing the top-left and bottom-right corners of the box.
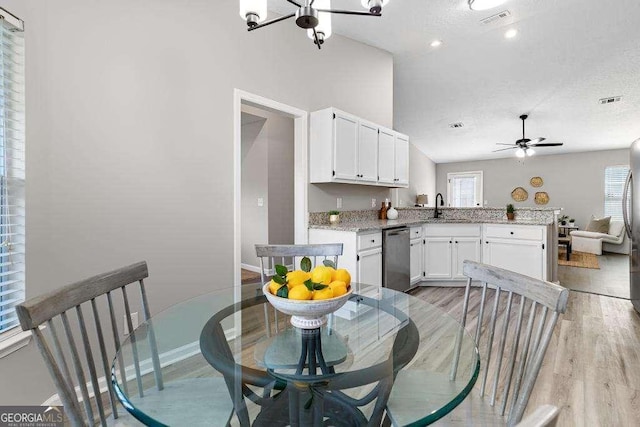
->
(309, 207), (559, 289)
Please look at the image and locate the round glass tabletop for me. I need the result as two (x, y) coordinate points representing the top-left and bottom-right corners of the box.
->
(112, 283), (479, 426)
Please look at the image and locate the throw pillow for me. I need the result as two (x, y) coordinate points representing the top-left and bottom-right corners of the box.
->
(586, 216), (611, 234)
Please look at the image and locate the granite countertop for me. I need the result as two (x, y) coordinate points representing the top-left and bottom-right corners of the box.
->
(309, 217), (553, 233)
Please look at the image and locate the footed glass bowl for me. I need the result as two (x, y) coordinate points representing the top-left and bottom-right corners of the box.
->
(262, 283), (353, 329)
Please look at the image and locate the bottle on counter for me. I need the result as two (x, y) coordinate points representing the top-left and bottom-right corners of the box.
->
(379, 201), (387, 220)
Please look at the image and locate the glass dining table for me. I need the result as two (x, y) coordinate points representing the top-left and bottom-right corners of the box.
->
(111, 283), (479, 426)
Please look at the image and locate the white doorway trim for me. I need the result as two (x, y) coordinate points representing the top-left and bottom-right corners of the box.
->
(233, 89), (309, 297)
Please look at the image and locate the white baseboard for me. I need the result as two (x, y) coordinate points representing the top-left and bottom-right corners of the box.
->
(241, 263), (261, 273)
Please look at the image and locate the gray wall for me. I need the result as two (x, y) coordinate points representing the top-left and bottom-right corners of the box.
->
(0, 0), (393, 404)
(436, 149), (629, 228)
(396, 143), (436, 208)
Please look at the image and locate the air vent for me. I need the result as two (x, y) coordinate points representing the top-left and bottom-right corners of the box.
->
(599, 96), (622, 105)
(449, 122), (464, 129)
(480, 10), (511, 25)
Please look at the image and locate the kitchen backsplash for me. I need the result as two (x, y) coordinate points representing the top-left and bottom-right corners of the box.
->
(308, 207), (559, 225)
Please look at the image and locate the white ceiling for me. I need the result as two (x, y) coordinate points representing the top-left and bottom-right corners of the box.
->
(268, 0), (640, 163)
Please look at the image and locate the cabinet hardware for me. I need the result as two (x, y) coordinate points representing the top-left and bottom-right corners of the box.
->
(542, 243), (545, 250)
(486, 241), (489, 244)
(449, 241), (452, 244)
(357, 255), (360, 261)
(333, 113), (336, 119)
(423, 272), (426, 277)
(510, 231), (514, 235)
(455, 241), (458, 244)
(332, 170), (335, 176)
(371, 239), (375, 243)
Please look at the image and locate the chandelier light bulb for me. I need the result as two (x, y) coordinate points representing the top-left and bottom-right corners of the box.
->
(468, 0), (508, 11)
(308, 0), (332, 43)
(527, 148), (535, 156)
(361, 0), (390, 14)
(239, 0), (267, 26)
(515, 148), (525, 158)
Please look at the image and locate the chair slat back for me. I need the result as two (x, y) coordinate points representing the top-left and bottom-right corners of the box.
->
(15, 261), (163, 427)
(453, 261), (568, 426)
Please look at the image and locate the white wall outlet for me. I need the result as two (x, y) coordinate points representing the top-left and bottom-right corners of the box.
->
(371, 198), (377, 208)
(257, 198), (264, 207)
(484, 200), (488, 206)
(337, 197), (342, 209)
(124, 312), (139, 336)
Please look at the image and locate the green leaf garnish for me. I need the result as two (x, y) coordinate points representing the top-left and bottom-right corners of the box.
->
(275, 264), (288, 277)
(313, 284), (328, 290)
(323, 259), (336, 269)
(300, 257), (312, 272)
(273, 275), (285, 285)
(276, 285), (289, 298)
(304, 279), (314, 292)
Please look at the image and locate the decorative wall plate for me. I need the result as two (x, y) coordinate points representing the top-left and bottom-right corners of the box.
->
(534, 192), (549, 205)
(530, 176), (544, 187)
(511, 187), (528, 202)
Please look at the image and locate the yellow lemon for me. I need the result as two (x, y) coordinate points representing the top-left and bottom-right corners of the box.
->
(324, 266), (336, 280)
(334, 269), (351, 287)
(286, 270), (311, 287)
(328, 280), (348, 297)
(289, 285), (312, 300)
(311, 266), (332, 285)
(268, 279), (283, 295)
(312, 287), (334, 300)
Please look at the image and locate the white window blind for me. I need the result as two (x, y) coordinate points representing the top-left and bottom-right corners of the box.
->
(604, 165), (630, 221)
(0, 12), (25, 335)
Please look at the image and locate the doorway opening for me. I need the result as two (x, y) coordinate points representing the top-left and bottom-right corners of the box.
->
(234, 90), (308, 300)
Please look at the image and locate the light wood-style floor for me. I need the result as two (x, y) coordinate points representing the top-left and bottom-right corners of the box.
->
(412, 286), (640, 426)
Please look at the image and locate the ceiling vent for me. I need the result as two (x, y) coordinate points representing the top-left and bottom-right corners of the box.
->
(599, 96), (622, 105)
(449, 122), (464, 129)
(480, 10), (511, 25)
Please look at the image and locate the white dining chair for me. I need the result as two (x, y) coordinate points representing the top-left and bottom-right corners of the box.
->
(386, 260), (568, 427)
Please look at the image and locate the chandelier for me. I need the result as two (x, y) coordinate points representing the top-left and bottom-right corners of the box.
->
(239, 0), (390, 49)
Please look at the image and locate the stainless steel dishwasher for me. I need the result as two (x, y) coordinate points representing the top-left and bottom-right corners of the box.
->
(382, 226), (410, 292)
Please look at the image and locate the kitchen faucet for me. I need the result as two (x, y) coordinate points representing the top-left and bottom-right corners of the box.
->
(434, 193), (444, 218)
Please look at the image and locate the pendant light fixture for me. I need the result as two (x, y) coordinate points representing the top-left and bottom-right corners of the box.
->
(307, 0), (332, 46)
(240, 0), (387, 50)
(468, 0), (508, 11)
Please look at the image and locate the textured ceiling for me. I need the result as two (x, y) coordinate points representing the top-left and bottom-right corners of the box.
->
(267, 0), (640, 163)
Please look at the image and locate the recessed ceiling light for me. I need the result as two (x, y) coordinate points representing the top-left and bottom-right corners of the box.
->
(504, 28), (518, 39)
(430, 40), (443, 48)
(468, 0), (508, 11)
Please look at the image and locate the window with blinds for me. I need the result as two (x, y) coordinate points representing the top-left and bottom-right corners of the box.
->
(604, 165), (630, 221)
(0, 11), (25, 336)
(447, 171), (483, 208)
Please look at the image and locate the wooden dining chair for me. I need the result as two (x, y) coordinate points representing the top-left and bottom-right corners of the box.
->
(386, 260), (568, 427)
(16, 261), (162, 427)
(254, 243), (343, 336)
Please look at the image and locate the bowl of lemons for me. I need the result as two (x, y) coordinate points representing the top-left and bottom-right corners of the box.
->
(263, 258), (353, 329)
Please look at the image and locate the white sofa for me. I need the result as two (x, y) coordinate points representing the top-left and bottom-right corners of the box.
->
(570, 221), (629, 255)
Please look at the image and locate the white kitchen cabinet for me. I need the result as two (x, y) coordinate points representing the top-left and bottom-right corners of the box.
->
(308, 228), (382, 287)
(358, 247), (383, 287)
(410, 237), (423, 284)
(452, 237), (482, 279)
(482, 224), (547, 280)
(423, 224), (481, 281)
(310, 107), (409, 188)
(424, 237), (452, 279)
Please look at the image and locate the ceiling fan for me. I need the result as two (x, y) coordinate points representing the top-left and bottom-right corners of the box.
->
(493, 114), (563, 157)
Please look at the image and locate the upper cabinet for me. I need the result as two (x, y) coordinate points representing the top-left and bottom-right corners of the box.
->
(310, 108), (409, 188)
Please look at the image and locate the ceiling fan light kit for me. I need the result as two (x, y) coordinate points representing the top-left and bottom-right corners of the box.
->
(468, 0), (508, 11)
(493, 114), (564, 158)
(240, 0), (387, 49)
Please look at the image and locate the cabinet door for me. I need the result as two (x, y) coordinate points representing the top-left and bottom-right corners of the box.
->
(333, 113), (358, 180)
(424, 237), (452, 279)
(357, 122), (378, 183)
(358, 247), (382, 287)
(378, 128), (396, 184)
(453, 237), (481, 279)
(394, 134), (409, 185)
(410, 238), (423, 284)
(483, 239), (544, 280)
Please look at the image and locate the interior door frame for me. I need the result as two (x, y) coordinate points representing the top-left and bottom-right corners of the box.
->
(233, 89), (309, 296)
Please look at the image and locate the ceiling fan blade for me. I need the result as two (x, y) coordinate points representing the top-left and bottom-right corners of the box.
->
(529, 137), (546, 144)
(318, 9), (382, 17)
(493, 147), (518, 152)
(529, 142), (564, 147)
(495, 143), (516, 146)
(248, 13), (296, 31)
(286, 0), (302, 7)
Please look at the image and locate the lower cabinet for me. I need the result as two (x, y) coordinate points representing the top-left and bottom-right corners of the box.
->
(424, 224), (481, 281)
(483, 238), (545, 280)
(358, 247), (383, 287)
(410, 237), (423, 284)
